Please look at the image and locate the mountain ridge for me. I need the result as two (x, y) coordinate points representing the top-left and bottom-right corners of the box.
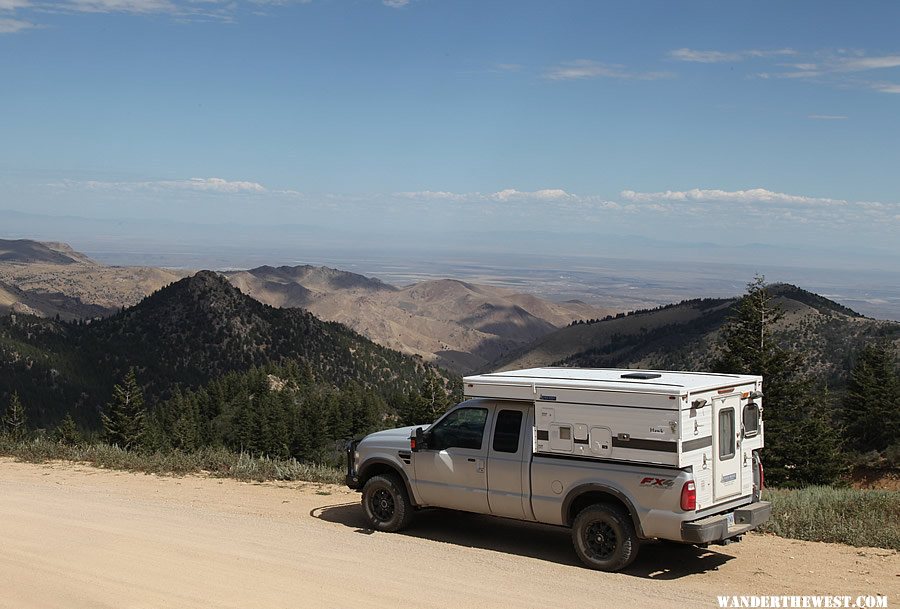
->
(224, 264), (616, 373)
(493, 285), (899, 388)
(0, 239), (95, 265)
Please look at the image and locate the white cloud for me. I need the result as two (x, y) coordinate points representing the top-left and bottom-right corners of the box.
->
(620, 187), (847, 207)
(0, 17), (33, 31)
(491, 188), (574, 201)
(544, 59), (673, 81)
(395, 188), (619, 210)
(808, 114), (848, 120)
(395, 190), (469, 202)
(397, 185), (900, 227)
(0, 0), (30, 11)
(835, 55), (900, 72)
(63, 0), (178, 13)
(669, 48), (795, 63)
(619, 187), (900, 228)
(701, 48), (900, 94)
(382, 0), (409, 7)
(872, 82), (900, 94)
(75, 177), (268, 194)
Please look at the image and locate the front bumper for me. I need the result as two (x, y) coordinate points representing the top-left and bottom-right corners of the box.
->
(345, 439), (361, 490)
(681, 501), (772, 544)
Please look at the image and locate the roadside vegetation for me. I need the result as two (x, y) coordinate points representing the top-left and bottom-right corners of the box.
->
(0, 435), (343, 484)
(761, 486), (900, 551)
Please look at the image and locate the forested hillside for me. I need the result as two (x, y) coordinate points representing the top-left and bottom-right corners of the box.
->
(0, 272), (453, 431)
(497, 284), (899, 390)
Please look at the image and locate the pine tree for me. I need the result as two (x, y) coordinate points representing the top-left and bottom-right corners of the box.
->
(53, 414), (81, 445)
(397, 373), (452, 426)
(714, 276), (844, 486)
(843, 342), (899, 452)
(2, 392), (28, 442)
(101, 368), (148, 450)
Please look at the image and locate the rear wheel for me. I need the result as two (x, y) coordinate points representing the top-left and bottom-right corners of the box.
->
(571, 504), (638, 571)
(361, 474), (413, 532)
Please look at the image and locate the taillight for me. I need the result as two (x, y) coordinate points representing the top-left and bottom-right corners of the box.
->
(680, 481), (696, 511)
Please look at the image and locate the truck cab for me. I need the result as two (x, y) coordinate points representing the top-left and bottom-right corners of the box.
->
(347, 368), (772, 571)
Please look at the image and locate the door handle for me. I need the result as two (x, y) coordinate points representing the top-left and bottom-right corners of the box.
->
(467, 458), (476, 462)
(475, 458), (485, 473)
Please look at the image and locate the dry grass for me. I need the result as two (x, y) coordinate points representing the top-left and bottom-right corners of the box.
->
(0, 436), (343, 484)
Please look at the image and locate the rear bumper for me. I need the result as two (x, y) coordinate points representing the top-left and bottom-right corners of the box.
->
(681, 501), (772, 544)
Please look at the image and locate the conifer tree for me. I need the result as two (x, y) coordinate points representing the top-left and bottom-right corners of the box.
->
(397, 373), (452, 426)
(843, 342), (899, 452)
(101, 368), (148, 450)
(714, 276), (843, 486)
(2, 392), (28, 441)
(53, 414), (81, 445)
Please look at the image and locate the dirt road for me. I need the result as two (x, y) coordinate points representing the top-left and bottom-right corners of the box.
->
(1, 459), (896, 609)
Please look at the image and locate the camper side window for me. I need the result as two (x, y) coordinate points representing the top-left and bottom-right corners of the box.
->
(743, 403), (760, 438)
(719, 408), (736, 460)
(428, 407), (488, 451)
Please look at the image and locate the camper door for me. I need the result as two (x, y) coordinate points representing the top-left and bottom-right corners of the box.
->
(712, 394), (742, 502)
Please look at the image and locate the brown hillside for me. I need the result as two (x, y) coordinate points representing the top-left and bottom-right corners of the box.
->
(225, 267), (616, 373)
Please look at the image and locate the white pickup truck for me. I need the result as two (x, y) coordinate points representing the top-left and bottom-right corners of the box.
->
(346, 368), (772, 571)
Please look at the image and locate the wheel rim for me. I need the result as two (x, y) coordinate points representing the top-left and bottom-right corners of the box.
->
(584, 520), (618, 560)
(370, 488), (395, 522)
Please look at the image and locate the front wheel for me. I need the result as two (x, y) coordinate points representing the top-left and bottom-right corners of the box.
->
(361, 474), (413, 532)
(571, 504), (639, 571)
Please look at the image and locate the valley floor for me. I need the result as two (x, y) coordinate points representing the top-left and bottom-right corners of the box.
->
(0, 459), (896, 609)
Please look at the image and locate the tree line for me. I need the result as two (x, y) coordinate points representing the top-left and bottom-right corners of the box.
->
(1, 360), (460, 467)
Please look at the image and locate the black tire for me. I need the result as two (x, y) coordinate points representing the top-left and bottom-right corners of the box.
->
(571, 504), (639, 571)
(361, 474), (413, 532)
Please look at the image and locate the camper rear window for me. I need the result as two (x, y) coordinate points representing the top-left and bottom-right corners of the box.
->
(743, 403), (760, 438)
(719, 408), (736, 459)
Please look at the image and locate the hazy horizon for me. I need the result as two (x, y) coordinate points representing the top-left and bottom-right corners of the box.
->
(2, 1), (898, 318)
(3, 213), (898, 321)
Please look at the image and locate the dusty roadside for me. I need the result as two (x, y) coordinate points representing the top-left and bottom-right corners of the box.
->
(1, 458), (896, 609)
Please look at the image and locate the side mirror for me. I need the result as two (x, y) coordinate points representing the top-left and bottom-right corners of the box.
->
(411, 427), (426, 452)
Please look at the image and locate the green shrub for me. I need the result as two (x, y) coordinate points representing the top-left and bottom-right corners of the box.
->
(761, 486), (900, 550)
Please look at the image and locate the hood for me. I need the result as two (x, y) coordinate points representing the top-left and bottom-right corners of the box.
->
(359, 424), (430, 449)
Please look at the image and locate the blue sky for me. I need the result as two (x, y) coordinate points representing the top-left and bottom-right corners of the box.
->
(1, 0), (899, 268)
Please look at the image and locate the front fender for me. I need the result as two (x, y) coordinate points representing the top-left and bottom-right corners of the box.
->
(357, 456), (420, 507)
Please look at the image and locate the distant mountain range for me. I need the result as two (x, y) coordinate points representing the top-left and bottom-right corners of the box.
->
(0, 240), (186, 319)
(225, 264), (614, 373)
(0, 271), (441, 428)
(0, 241), (614, 373)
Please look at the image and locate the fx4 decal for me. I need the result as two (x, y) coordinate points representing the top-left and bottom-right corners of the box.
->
(639, 476), (675, 488)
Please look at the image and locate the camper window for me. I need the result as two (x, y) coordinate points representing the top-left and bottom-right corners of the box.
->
(719, 408), (736, 459)
(743, 403), (760, 438)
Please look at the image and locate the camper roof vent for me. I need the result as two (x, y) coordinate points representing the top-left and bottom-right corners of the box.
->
(620, 372), (662, 380)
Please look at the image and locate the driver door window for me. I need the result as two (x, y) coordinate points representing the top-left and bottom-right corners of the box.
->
(428, 407), (488, 451)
